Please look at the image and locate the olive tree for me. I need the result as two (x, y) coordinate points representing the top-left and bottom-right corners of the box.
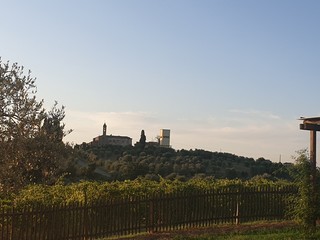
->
(0, 59), (72, 193)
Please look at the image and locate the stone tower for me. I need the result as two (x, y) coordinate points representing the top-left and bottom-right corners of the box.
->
(103, 123), (107, 136)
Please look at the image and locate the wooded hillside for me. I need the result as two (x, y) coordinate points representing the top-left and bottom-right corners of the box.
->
(71, 144), (293, 182)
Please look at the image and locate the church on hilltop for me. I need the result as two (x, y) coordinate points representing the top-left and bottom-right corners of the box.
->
(91, 123), (132, 147)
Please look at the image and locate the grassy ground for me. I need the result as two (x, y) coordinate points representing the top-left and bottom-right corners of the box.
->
(173, 228), (320, 240)
(103, 221), (320, 240)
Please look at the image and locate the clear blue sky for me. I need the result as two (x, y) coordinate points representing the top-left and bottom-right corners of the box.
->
(1, 0), (320, 162)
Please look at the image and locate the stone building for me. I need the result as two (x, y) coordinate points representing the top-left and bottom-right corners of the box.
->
(91, 123), (132, 147)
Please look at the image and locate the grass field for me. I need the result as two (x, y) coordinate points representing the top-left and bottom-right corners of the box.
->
(172, 228), (320, 240)
(107, 222), (320, 240)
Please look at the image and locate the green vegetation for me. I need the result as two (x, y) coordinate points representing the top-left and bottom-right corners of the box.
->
(287, 149), (320, 230)
(172, 227), (320, 240)
(1, 58), (320, 239)
(0, 58), (297, 201)
(7, 177), (293, 207)
(100, 223), (320, 240)
(0, 59), (74, 194)
(73, 144), (293, 182)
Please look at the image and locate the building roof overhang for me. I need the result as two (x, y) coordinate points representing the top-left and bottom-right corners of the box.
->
(299, 117), (320, 131)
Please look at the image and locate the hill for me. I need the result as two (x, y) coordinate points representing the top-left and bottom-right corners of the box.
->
(69, 144), (293, 182)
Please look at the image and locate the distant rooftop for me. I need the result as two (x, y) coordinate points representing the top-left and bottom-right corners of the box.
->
(299, 116), (320, 121)
(299, 116), (320, 124)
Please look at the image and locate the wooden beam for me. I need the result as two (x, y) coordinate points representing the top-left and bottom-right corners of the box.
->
(300, 123), (320, 131)
(310, 130), (317, 227)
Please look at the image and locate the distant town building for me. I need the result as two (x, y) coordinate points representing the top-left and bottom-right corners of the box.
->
(146, 141), (160, 147)
(91, 123), (132, 147)
(159, 129), (170, 147)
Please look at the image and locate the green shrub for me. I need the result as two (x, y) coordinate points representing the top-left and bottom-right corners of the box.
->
(10, 178), (295, 207)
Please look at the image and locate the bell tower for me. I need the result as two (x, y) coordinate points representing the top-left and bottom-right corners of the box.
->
(103, 123), (107, 136)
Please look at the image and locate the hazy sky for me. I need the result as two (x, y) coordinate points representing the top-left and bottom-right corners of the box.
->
(1, 1), (320, 162)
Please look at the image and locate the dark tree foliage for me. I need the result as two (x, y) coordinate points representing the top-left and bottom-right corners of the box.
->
(76, 143), (293, 182)
(42, 102), (71, 142)
(139, 130), (146, 148)
(0, 59), (72, 193)
(288, 149), (320, 229)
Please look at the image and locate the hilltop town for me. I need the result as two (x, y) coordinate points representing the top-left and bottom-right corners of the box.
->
(80, 123), (171, 148)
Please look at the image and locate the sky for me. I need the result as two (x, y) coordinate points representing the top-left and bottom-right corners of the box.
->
(1, 0), (320, 163)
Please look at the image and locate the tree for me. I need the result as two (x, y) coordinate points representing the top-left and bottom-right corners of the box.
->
(0, 59), (72, 193)
(0, 59), (45, 141)
(42, 102), (70, 142)
(138, 129), (146, 148)
(289, 149), (317, 230)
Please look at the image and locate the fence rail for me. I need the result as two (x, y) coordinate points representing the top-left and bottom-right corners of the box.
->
(0, 185), (298, 240)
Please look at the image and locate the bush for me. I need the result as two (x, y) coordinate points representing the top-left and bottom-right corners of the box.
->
(11, 178), (295, 207)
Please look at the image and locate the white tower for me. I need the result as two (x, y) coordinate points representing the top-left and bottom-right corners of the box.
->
(159, 129), (170, 147)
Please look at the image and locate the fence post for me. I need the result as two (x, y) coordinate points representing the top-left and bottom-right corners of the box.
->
(235, 187), (242, 225)
(84, 189), (89, 240)
(148, 194), (154, 233)
(235, 189), (238, 225)
(235, 201), (239, 225)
